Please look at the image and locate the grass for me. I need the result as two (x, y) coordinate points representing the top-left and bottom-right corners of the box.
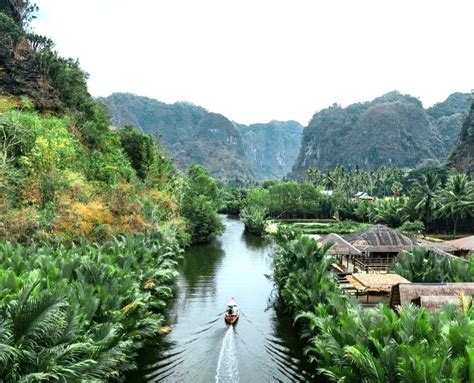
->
(278, 220), (372, 235)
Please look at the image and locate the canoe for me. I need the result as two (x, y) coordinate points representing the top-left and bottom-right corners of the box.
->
(224, 297), (239, 324)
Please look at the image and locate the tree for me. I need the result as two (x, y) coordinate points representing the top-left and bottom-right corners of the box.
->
(411, 172), (441, 232)
(118, 126), (155, 180)
(440, 175), (474, 236)
(181, 165), (224, 244)
(391, 181), (402, 198)
(436, 174), (474, 238)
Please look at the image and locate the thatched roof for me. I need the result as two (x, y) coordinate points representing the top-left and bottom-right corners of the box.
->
(390, 283), (474, 308)
(319, 233), (361, 256)
(412, 295), (460, 312)
(444, 236), (474, 251)
(349, 273), (410, 293)
(415, 238), (457, 253)
(344, 225), (415, 253)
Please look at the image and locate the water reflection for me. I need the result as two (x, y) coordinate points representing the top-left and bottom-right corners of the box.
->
(127, 216), (316, 382)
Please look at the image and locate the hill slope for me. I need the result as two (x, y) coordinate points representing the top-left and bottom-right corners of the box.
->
(449, 96), (474, 174)
(103, 93), (253, 179)
(291, 91), (469, 177)
(103, 93), (303, 180)
(236, 121), (303, 179)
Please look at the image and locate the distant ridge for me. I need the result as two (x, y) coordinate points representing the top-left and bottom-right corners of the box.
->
(291, 91), (470, 178)
(102, 93), (303, 180)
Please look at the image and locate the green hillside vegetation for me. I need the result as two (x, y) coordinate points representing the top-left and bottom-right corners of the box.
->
(103, 93), (254, 180)
(225, 165), (474, 237)
(449, 97), (474, 175)
(103, 93), (303, 180)
(291, 91), (470, 177)
(0, 2), (224, 379)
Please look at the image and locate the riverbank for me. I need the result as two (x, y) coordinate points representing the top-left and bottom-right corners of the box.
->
(0, 234), (181, 381)
(127, 216), (315, 382)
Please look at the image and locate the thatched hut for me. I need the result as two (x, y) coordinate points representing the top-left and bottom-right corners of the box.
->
(319, 233), (361, 272)
(343, 225), (416, 272)
(443, 236), (474, 258)
(344, 273), (410, 304)
(389, 283), (474, 312)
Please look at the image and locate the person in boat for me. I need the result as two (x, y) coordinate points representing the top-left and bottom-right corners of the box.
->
(227, 306), (234, 316)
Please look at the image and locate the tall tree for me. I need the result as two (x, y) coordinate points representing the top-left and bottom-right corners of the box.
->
(411, 173), (441, 232)
(436, 174), (474, 238)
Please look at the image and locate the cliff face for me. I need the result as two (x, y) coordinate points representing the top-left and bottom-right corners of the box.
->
(291, 91), (470, 178)
(103, 93), (253, 179)
(0, 7), (60, 110)
(428, 92), (471, 150)
(103, 93), (303, 180)
(449, 97), (474, 174)
(237, 121), (303, 179)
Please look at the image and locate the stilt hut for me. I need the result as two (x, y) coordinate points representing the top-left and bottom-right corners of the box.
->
(343, 225), (415, 273)
(319, 233), (361, 273)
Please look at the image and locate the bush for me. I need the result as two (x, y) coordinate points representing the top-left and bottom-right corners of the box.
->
(240, 205), (267, 236)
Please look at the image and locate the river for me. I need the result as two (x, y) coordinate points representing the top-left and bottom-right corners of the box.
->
(126, 216), (315, 382)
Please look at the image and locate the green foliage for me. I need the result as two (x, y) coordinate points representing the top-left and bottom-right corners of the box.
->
(181, 165), (224, 244)
(0, 12), (22, 46)
(273, 235), (474, 382)
(410, 172), (441, 231)
(393, 247), (474, 283)
(240, 205), (267, 236)
(118, 126), (155, 180)
(284, 220), (371, 235)
(0, 235), (181, 381)
(292, 91), (458, 176)
(436, 174), (474, 237)
(397, 220), (425, 236)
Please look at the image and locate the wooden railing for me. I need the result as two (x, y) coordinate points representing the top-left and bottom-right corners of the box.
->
(353, 257), (394, 273)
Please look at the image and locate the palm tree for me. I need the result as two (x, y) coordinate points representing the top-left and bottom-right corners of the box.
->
(436, 174), (474, 238)
(411, 173), (441, 232)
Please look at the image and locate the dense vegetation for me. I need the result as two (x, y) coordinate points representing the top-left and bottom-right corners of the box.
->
(449, 98), (474, 175)
(225, 166), (473, 237)
(291, 91), (471, 176)
(272, 229), (474, 382)
(103, 93), (303, 180)
(0, 235), (180, 381)
(393, 247), (474, 283)
(0, 2), (225, 379)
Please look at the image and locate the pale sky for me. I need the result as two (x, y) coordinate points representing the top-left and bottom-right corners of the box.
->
(32, 0), (473, 125)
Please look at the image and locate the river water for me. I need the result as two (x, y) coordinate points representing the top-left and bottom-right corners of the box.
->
(127, 216), (315, 382)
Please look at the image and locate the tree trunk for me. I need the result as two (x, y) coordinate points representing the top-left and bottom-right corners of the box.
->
(453, 218), (458, 239)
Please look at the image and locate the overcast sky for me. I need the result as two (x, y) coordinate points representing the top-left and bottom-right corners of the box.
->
(32, 0), (473, 125)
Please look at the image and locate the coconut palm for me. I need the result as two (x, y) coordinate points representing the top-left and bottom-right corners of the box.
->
(411, 172), (441, 232)
(436, 174), (474, 238)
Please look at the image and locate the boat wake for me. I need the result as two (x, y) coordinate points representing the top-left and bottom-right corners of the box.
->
(215, 327), (239, 382)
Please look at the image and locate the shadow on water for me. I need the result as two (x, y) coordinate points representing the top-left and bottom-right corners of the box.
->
(126, 216), (321, 382)
(180, 239), (225, 294)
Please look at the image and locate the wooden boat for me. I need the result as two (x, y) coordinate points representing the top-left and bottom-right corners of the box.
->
(224, 297), (239, 324)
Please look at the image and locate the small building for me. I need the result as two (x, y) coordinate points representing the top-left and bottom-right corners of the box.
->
(352, 191), (374, 201)
(343, 225), (416, 273)
(344, 273), (410, 304)
(443, 236), (474, 258)
(319, 233), (361, 272)
(389, 283), (474, 312)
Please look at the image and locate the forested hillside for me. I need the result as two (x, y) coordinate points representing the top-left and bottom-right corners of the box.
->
(0, 1), (226, 380)
(236, 121), (303, 179)
(291, 91), (470, 177)
(449, 96), (474, 174)
(103, 93), (303, 180)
